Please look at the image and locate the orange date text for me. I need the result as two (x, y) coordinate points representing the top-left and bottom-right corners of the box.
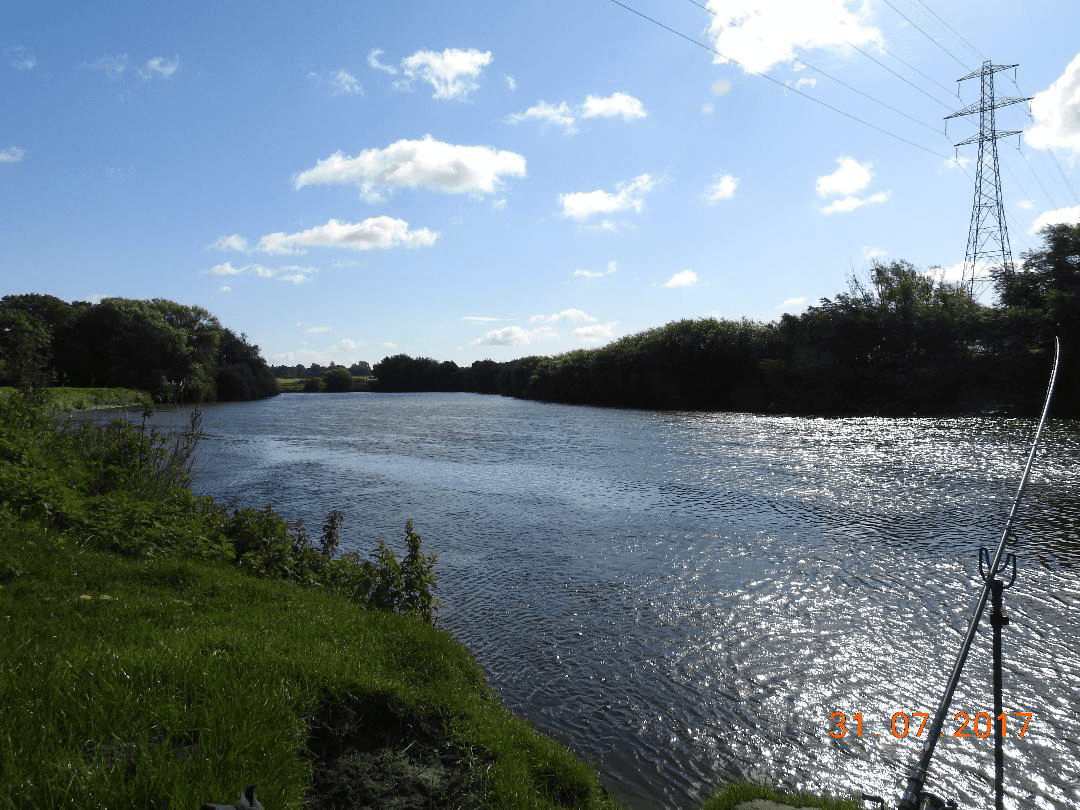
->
(829, 710), (1033, 740)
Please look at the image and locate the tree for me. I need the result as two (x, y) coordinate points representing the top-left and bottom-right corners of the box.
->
(0, 307), (53, 387)
(322, 365), (354, 392)
(991, 223), (1080, 415)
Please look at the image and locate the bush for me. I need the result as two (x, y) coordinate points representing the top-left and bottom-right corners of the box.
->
(0, 391), (440, 622)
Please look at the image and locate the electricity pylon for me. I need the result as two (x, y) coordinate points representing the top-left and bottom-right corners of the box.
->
(945, 61), (1031, 299)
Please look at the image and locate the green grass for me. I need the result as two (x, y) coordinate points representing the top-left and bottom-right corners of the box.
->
(700, 780), (864, 809)
(0, 510), (621, 809)
(0, 386), (153, 411)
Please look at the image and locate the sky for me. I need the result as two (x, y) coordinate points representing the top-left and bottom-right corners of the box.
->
(3, 0), (1080, 369)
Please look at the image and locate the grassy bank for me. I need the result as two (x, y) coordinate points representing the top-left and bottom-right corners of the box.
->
(0, 385), (154, 411)
(701, 781), (863, 809)
(0, 512), (621, 809)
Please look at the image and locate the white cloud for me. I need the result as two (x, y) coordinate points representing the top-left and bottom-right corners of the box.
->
(208, 261), (311, 283)
(705, 0), (882, 74)
(820, 190), (891, 214)
(462, 315), (506, 323)
(85, 53), (177, 80)
(816, 156), (873, 196)
(209, 233), (250, 252)
(782, 296), (808, 309)
(294, 135), (526, 202)
(219, 285), (232, 293)
(0, 146), (26, 163)
(530, 309), (596, 324)
(705, 174), (738, 202)
(1026, 52), (1080, 156)
(507, 101), (577, 133)
(581, 91), (647, 121)
(139, 56), (179, 79)
(1028, 204), (1080, 234)
(509, 92), (646, 134)
(257, 216), (438, 254)
(86, 53), (129, 78)
(321, 68), (362, 95)
(307, 325), (332, 334)
(574, 260), (618, 278)
(7, 46), (36, 70)
(862, 245), (886, 259)
(793, 77), (817, 90)
(558, 173), (656, 222)
(816, 157), (888, 214)
(504, 75), (517, 91)
(367, 48), (398, 75)
(473, 325), (558, 347)
(574, 322), (618, 342)
(712, 79), (732, 96)
(1018, 199), (1036, 211)
(401, 47), (492, 100)
(209, 261), (251, 276)
(929, 262), (965, 283)
(663, 269), (699, 288)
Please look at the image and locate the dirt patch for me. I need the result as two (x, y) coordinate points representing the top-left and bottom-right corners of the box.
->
(304, 692), (493, 810)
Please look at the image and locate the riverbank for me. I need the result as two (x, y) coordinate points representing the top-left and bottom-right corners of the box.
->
(0, 391), (867, 809)
(0, 385), (154, 411)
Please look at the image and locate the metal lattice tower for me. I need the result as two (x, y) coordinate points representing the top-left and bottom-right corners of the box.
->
(945, 61), (1031, 299)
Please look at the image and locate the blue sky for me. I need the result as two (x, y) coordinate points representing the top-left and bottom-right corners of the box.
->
(3, 1), (1079, 368)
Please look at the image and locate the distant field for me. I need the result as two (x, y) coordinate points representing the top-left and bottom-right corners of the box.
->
(276, 376), (372, 393)
(0, 386), (154, 411)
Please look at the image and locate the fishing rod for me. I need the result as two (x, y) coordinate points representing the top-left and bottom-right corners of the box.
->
(896, 337), (1061, 810)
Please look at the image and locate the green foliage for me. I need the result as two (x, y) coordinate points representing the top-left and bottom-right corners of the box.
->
(322, 365), (355, 392)
(0, 294), (277, 402)
(0, 390), (439, 621)
(364, 520), (439, 621)
(373, 354), (464, 392)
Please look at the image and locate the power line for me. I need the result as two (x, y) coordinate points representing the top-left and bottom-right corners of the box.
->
(683, 0), (943, 132)
(607, 0), (951, 159)
(844, 40), (956, 112)
(880, 0), (971, 72)
(876, 41), (959, 99)
(912, 0), (986, 63)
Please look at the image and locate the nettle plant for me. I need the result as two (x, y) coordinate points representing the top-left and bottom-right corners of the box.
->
(227, 507), (439, 623)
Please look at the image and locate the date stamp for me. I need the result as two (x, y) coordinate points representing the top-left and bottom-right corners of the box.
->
(829, 710), (1034, 740)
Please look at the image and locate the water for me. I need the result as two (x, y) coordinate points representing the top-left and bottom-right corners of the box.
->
(132, 393), (1080, 809)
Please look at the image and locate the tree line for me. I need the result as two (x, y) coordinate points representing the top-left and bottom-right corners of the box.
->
(0, 295), (278, 402)
(371, 224), (1080, 418)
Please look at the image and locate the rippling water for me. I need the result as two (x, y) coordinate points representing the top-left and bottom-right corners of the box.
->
(134, 393), (1080, 809)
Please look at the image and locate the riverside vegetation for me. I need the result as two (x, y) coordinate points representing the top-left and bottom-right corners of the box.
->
(370, 225), (1080, 418)
(0, 390), (867, 808)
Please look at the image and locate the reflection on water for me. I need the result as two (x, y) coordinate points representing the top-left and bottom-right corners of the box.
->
(130, 394), (1080, 809)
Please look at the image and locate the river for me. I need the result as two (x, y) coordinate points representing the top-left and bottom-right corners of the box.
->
(136, 392), (1080, 809)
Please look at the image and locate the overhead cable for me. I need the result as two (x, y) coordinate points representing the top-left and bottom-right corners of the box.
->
(608, 0), (950, 160)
